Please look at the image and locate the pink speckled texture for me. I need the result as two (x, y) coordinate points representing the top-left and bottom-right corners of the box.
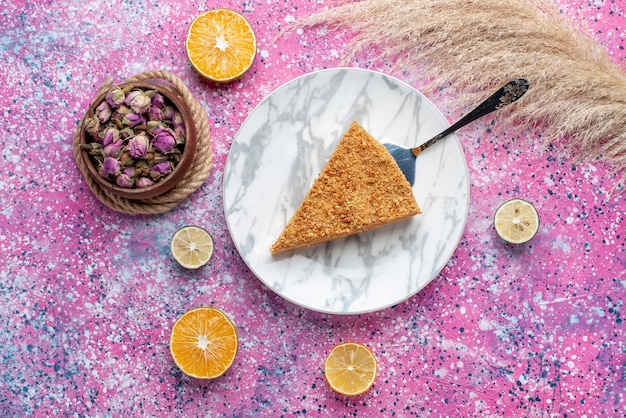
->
(1, 0), (624, 416)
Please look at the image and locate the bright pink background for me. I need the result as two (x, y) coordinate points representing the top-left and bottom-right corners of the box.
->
(0, 0), (624, 416)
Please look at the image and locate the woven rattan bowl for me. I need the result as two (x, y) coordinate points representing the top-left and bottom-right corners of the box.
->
(79, 81), (197, 200)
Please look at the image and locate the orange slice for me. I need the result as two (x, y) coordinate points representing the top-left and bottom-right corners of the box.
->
(324, 342), (377, 396)
(186, 8), (257, 82)
(494, 198), (540, 244)
(170, 306), (239, 379)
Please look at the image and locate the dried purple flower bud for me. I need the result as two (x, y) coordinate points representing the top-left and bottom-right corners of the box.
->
(149, 106), (163, 121)
(115, 105), (132, 116)
(136, 177), (154, 189)
(115, 171), (135, 188)
(152, 92), (165, 109)
(99, 156), (120, 178)
(101, 127), (120, 146)
(122, 166), (136, 177)
(119, 151), (134, 167)
(147, 121), (167, 136)
(129, 93), (152, 114)
(106, 87), (125, 109)
(144, 151), (156, 164)
(173, 126), (186, 145)
(80, 142), (104, 157)
(172, 112), (184, 129)
(96, 101), (112, 123)
(84, 115), (101, 139)
(151, 131), (176, 154)
(149, 161), (173, 180)
(128, 134), (150, 159)
(123, 113), (146, 128)
(103, 139), (124, 158)
(162, 105), (176, 120)
(124, 90), (142, 106)
(111, 106), (131, 127)
(153, 153), (169, 164)
(120, 127), (135, 140)
(134, 160), (150, 177)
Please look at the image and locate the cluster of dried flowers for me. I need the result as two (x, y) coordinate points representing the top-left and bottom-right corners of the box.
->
(82, 86), (186, 189)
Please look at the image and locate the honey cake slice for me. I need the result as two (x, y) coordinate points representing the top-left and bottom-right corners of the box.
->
(270, 121), (421, 254)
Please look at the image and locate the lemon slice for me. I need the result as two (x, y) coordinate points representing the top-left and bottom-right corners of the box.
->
(494, 198), (540, 244)
(170, 306), (238, 379)
(170, 225), (214, 269)
(324, 342), (377, 396)
(186, 9), (257, 83)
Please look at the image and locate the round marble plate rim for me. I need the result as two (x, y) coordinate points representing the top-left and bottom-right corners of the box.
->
(223, 67), (470, 315)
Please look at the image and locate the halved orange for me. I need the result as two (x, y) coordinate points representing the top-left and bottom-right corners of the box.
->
(324, 342), (377, 396)
(170, 306), (238, 379)
(186, 8), (257, 82)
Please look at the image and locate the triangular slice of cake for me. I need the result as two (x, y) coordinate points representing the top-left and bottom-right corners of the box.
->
(270, 121), (421, 254)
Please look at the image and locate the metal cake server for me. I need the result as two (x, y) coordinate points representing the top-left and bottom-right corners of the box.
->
(384, 78), (530, 185)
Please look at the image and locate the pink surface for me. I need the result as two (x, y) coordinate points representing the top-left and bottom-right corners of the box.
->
(1, 0), (624, 416)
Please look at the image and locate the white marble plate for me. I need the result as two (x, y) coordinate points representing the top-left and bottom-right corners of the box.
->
(223, 68), (469, 314)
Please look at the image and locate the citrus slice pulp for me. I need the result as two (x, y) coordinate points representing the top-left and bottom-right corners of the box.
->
(324, 342), (377, 396)
(494, 198), (540, 244)
(186, 8), (256, 82)
(170, 225), (214, 269)
(170, 306), (238, 379)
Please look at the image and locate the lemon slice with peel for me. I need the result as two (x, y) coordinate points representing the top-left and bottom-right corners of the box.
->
(324, 342), (377, 396)
(494, 198), (540, 244)
(170, 306), (238, 379)
(170, 225), (214, 269)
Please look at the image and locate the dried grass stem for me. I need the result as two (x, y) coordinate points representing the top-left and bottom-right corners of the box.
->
(292, 0), (626, 181)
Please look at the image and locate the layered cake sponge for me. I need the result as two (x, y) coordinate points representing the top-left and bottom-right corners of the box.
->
(270, 121), (421, 254)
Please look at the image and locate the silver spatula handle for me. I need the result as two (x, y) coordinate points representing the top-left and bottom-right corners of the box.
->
(414, 78), (529, 155)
